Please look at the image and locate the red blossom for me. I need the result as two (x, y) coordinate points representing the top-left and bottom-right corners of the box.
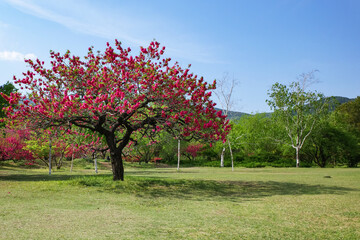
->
(0, 128), (34, 162)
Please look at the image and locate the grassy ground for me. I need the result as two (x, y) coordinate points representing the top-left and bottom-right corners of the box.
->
(0, 163), (359, 239)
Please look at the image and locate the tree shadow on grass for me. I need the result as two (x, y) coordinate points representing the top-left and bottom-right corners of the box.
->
(0, 171), (357, 202)
(0, 172), (111, 182)
(104, 177), (358, 202)
(128, 170), (198, 175)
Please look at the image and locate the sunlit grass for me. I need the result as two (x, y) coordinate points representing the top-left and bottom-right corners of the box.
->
(0, 165), (359, 239)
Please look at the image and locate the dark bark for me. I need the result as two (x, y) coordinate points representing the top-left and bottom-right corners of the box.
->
(110, 150), (124, 181)
(105, 128), (133, 181)
(314, 146), (328, 168)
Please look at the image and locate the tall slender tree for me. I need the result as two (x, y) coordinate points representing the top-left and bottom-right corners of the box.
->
(214, 73), (237, 170)
(266, 71), (329, 167)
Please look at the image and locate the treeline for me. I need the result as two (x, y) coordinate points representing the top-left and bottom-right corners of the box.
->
(133, 96), (359, 168)
(1, 80), (359, 169)
(128, 73), (360, 168)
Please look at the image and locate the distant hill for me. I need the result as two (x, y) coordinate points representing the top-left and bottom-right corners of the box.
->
(326, 96), (355, 111)
(217, 96), (356, 120)
(332, 96), (354, 105)
(226, 110), (249, 119)
(214, 108), (249, 120)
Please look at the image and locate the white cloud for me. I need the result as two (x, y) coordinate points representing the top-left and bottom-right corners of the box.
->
(4, 0), (220, 64)
(0, 51), (37, 61)
(5, 0), (147, 46)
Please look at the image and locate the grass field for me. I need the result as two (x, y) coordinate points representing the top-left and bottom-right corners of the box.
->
(0, 163), (359, 239)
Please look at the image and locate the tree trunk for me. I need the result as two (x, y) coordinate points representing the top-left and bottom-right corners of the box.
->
(110, 150), (124, 181)
(296, 147), (300, 168)
(319, 147), (327, 168)
(94, 153), (98, 174)
(57, 153), (64, 170)
(105, 130), (132, 181)
(220, 147), (225, 167)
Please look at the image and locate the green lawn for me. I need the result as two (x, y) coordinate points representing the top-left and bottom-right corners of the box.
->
(0, 164), (359, 239)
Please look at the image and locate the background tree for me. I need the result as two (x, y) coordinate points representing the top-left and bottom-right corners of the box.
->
(231, 113), (283, 156)
(157, 133), (178, 163)
(25, 128), (74, 169)
(124, 133), (160, 164)
(333, 97), (360, 167)
(66, 128), (108, 172)
(183, 143), (205, 162)
(228, 113), (289, 167)
(0, 126), (33, 162)
(266, 71), (329, 167)
(336, 96), (360, 133)
(214, 72), (237, 169)
(2, 40), (230, 181)
(303, 117), (359, 168)
(0, 82), (17, 128)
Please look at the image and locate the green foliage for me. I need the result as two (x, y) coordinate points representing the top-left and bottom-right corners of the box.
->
(225, 114), (293, 168)
(266, 72), (331, 167)
(200, 144), (218, 161)
(303, 117), (359, 168)
(0, 81), (16, 127)
(336, 96), (360, 133)
(235, 153), (296, 168)
(25, 139), (51, 162)
(0, 82), (16, 117)
(230, 113), (284, 156)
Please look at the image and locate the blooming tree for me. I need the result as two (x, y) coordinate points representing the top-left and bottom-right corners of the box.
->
(0, 127), (33, 162)
(183, 143), (204, 161)
(2, 40), (230, 181)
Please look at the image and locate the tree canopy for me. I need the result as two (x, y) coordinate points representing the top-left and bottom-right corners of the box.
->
(336, 96), (360, 132)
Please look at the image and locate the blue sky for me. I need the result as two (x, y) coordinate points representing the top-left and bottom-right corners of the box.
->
(0, 0), (359, 113)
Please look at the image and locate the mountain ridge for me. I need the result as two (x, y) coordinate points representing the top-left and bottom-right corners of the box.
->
(218, 96), (356, 120)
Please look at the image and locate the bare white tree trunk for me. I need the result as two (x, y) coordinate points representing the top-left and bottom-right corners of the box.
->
(177, 139), (181, 171)
(94, 153), (98, 174)
(296, 147), (300, 168)
(220, 147), (225, 167)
